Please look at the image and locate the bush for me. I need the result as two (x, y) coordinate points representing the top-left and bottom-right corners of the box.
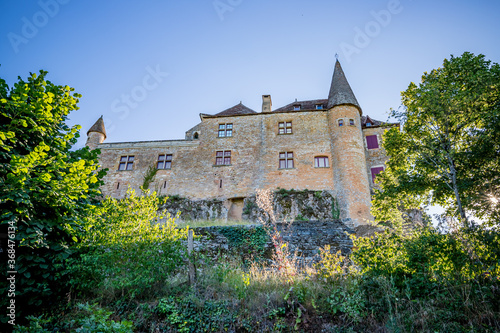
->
(350, 226), (500, 330)
(68, 189), (187, 301)
(13, 303), (134, 333)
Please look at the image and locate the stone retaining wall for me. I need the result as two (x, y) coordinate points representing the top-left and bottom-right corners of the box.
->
(191, 220), (354, 261)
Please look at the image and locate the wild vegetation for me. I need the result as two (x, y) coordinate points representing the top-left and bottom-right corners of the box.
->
(3, 52), (500, 332)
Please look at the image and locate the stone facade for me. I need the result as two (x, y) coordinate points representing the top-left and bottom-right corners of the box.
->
(87, 60), (398, 227)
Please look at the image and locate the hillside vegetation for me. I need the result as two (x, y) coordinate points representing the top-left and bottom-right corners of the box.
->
(2, 52), (499, 332)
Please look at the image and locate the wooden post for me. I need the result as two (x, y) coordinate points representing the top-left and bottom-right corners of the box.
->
(188, 229), (196, 285)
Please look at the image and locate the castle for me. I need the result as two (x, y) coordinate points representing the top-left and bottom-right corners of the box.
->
(86, 60), (396, 227)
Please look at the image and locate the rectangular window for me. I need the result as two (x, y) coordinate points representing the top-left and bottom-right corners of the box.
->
(366, 135), (379, 149)
(279, 152), (294, 169)
(315, 104), (323, 110)
(338, 119), (344, 126)
(314, 156), (329, 168)
(293, 105), (301, 111)
(349, 119), (355, 126)
(218, 123), (233, 137)
(371, 166), (385, 183)
(118, 155), (134, 170)
(215, 150), (231, 165)
(157, 154), (172, 169)
(278, 121), (292, 134)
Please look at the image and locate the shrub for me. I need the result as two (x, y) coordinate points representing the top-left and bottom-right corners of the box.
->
(13, 303), (134, 333)
(68, 189), (187, 301)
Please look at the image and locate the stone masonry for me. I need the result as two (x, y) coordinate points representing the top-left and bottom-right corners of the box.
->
(86, 59), (398, 227)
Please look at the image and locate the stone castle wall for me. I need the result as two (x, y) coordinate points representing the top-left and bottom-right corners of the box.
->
(97, 110), (336, 200)
(94, 108), (394, 226)
(191, 220), (354, 261)
(363, 125), (392, 192)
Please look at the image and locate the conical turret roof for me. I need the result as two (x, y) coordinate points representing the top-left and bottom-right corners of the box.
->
(327, 60), (361, 114)
(87, 115), (107, 139)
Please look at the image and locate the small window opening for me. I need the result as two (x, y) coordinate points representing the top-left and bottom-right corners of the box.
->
(164, 181), (167, 188)
(278, 121), (292, 134)
(117, 182), (120, 189)
(193, 132), (199, 139)
(338, 119), (344, 127)
(219, 179), (223, 188)
(218, 123), (233, 137)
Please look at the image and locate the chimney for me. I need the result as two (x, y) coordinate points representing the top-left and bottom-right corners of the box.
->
(262, 95), (272, 113)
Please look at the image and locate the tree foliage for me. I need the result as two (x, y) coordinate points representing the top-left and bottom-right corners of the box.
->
(373, 52), (500, 226)
(0, 70), (105, 316)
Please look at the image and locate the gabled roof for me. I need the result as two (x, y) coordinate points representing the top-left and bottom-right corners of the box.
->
(361, 115), (398, 129)
(212, 102), (257, 117)
(87, 115), (107, 139)
(327, 60), (361, 113)
(273, 99), (328, 113)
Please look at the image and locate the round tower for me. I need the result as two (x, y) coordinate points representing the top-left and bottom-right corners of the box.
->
(86, 115), (107, 150)
(327, 60), (372, 227)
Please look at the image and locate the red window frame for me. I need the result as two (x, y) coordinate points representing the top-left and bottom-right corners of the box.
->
(278, 121), (292, 134)
(215, 150), (231, 165)
(314, 156), (329, 168)
(279, 152), (294, 169)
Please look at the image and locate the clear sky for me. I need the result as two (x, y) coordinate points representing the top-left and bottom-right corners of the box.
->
(1, 0), (500, 149)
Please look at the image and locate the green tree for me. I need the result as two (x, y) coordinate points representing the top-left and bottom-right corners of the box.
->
(0, 70), (105, 318)
(373, 52), (500, 227)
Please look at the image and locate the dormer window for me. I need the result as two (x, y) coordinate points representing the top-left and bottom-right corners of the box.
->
(315, 104), (323, 110)
(293, 105), (301, 111)
(366, 122), (372, 127)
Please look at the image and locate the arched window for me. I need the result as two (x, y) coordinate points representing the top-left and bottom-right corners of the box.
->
(193, 132), (199, 139)
(338, 119), (344, 127)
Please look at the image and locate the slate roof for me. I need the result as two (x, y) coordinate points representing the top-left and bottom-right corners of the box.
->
(327, 60), (361, 113)
(361, 115), (398, 129)
(273, 99), (328, 112)
(212, 102), (257, 117)
(87, 115), (107, 139)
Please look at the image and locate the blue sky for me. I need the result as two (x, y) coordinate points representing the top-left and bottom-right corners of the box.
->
(1, 0), (500, 149)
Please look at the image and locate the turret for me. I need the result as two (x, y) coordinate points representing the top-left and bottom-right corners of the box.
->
(86, 116), (106, 150)
(327, 60), (372, 227)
